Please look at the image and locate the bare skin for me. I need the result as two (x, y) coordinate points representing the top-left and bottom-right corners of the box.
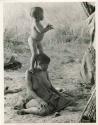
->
(14, 70), (45, 110)
(28, 8), (53, 71)
(15, 62), (61, 115)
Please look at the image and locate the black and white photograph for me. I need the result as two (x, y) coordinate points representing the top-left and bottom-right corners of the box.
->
(2, 1), (96, 123)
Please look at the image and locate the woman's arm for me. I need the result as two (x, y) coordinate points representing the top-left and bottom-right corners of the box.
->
(25, 70), (42, 102)
(47, 72), (61, 96)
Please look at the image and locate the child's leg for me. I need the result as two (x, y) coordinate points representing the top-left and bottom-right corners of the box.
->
(37, 42), (43, 54)
(28, 37), (37, 70)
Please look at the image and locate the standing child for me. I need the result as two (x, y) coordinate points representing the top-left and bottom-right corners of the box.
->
(28, 7), (53, 71)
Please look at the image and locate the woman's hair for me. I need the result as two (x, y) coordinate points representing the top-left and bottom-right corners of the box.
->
(30, 7), (43, 19)
(35, 53), (50, 65)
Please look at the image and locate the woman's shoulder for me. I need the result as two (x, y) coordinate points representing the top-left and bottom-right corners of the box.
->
(34, 68), (42, 73)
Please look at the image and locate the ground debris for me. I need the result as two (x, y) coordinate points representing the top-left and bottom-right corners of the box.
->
(4, 56), (22, 70)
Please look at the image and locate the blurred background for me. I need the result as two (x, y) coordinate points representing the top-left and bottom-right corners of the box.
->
(4, 2), (88, 42)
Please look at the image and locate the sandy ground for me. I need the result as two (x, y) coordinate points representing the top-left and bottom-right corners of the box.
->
(4, 41), (91, 123)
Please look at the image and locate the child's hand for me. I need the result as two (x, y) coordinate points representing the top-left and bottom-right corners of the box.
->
(46, 24), (54, 31)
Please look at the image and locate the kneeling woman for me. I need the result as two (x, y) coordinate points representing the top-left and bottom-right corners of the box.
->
(15, 53), (72, 116)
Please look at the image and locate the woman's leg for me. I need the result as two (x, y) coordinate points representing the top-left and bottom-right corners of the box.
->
(17, 105), (54, 116)
(26, 99), (41, 109)
(17, 107), (42, 115)
(17, 98), (44, 115)
(17, 98), (54, 116)
(14, 96), (26, 110)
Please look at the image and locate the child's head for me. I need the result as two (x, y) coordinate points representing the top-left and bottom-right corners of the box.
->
(30, 7), (44, 21)
(35, 53), (50, 71)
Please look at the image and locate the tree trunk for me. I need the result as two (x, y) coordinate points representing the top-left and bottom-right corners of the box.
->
(80, 45), (95, 86)
(80, 3), (96, 123)
(79, 87), (96, 123)
(81, 2), (95, 17)
(80, 11), (95, 86)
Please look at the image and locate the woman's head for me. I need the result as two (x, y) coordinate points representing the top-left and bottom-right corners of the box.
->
(35, 53), (50, 71)
(30, 7), (44, 21)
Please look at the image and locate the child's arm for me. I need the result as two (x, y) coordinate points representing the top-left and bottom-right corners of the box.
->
(34, 24), (53, 34)
(41, 24), (53, 33)
(25, 70), (42, 102)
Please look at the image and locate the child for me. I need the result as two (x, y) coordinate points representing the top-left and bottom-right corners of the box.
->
(28, 7), (53, 71)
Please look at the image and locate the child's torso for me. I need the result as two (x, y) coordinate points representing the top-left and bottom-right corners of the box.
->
(30, 22), (44, 41)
